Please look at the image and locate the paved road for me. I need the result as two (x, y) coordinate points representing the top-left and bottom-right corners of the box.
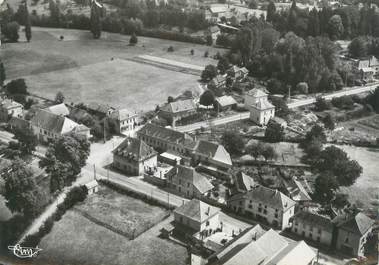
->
(175, 83), (378, 133)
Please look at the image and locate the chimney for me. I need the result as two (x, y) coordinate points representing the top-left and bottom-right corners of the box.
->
(206, 207), (210, 215)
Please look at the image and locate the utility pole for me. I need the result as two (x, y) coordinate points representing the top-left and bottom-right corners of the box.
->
(93, 164), (96, 180)
(167, 192), (170, 209)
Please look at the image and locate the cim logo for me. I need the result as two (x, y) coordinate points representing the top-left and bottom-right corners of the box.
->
(8, 244), (42, 258)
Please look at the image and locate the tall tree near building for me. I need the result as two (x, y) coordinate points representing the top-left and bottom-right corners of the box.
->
(90, 0), (102, 39)
(328, 14), (344, 40)
(24, 0), (32, 42)
(266, 1), (276, 23)
(307, 8), (320, 36)
(0, 62), (6, 86)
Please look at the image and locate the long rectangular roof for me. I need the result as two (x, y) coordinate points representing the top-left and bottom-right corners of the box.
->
(138, 123), (194, 144)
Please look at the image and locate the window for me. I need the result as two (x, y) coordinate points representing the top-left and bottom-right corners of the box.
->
(317, 237), (320, 243)
(206, 221), (209, 226)
(248, 205), (252, 209)
(318, 228), (322, 234)
(309, 233), (313, 238)
(274, 213), (278, 218)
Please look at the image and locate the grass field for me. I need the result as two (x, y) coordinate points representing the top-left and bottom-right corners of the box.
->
(2, 27), (225, 111)
(74, 186), (168, 239)
(35, 187), (187, 265)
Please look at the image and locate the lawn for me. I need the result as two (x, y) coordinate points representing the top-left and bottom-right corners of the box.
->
(2, 27), (225, 111)
(74, 186), (168, 239)
(34, 211), (188, 265)
(34, 186), (188, 265)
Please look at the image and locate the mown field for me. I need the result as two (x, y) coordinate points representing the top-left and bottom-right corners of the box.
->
(2, 27), (225, 111)
(34, 187), (188, 265)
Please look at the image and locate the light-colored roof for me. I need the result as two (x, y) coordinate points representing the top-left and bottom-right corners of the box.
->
(246, 88), (267, 98)
(194, 140), (232, 166)
(234, 172), (257, 192)
(113, 137), (157, 162)
(160, 99), (196, 114)
(176, 165), (214, 194)
(138, 123), (194, 145)
(85, 180), (98, 190)
(293, 211), (333, 233)
(269, 240), (316, 265)
(31, 110), (79, 135)
(209, 5), (227, 13)
(174, 198), (220, 223)
(159, 152), (182, 162)
(254, 99), (275, 110)
(45, 103), (70, 116)
(110, 108), (136, 121)
(215, 96), (237, 107)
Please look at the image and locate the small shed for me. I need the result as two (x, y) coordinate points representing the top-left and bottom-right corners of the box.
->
(214, 96), (237, 111)
(85, 180), (99, 195)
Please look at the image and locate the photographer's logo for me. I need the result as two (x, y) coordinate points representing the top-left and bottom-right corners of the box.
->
(8, 244), (42, 258)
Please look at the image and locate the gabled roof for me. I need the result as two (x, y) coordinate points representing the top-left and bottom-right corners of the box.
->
(215, 96), (237, 107)
(234, 172), (257, 192)
(335, 212), (374, 235)
(231, 185), (296, 211)
(138, 123), (194, 144)
(228, 66), (249, 75)
(160, 99), (196, 114)
(254, 99), (275, 110)
(177, 165), (213, 194)
(113, 137), (157, 162)
(211, 75), (226, 86)
(44, 103), (70, 116)
(0, 99), (23, 110)
(174, 198), (220, 223)
(110, 108), (136, 121)
(85, 180), (98, 190)
(293, 211), (333, 233)
(246, 88), (267, 98)
(31, 110), (79, 135)
(194, 140), (232, 166)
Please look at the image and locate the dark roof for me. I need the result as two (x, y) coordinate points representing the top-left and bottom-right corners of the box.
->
(194, 140), (232, 166)
(30, 110), (78, 134)
(293, 211), (334, 232)
(87, 102), (115, 114)
(138, 123), (194, 144)
(113, 138), (157, 162)
(234, 172), (257, 192)
(335, 212), (374, 235)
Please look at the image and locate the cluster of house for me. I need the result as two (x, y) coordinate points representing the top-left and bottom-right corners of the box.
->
(340, 54), (379, 82)
(0, 96), (138, 143)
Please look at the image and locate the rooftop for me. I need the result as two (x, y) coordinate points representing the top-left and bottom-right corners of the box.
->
(110, 108), (137, 121)
(138, 123), (194, 145)
(293, 211), (334, 233)
(113, 137), (157, 162)
(177, 165), (214, 194)
(174, 198), (220, 223)
(194, 140), (232, 166)
(31, 110), (79, 135)
(44, 103), (70, 116)
(246, 88), (267, 98)
(334, 212), (375, 235)
(215, 96), (237, 107)
(160, 99), (196, 114)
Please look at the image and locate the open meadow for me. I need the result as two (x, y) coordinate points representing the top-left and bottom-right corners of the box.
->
(34, 186), (188, 265)
(1, 27), (225, 111)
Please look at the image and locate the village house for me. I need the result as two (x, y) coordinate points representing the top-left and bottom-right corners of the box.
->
(109, 108), (137, 134)
(159, 99), (197, 127)
(112, 137), (157, 175)
(85, 180), (99, 195)
(227, 65), (249, 81)
(167, 164), (214, 199)
(334, 212), (375, 257)
(232, 171), (257, 193)
(214, 96), (237, 111)
(44, 103), (70, 116)
(208, 228), (316, 265)
(205, 4), (229, 22)
(173, 199), (221, 239)
(30, 110), (90, 142)
(291, 211), (334, 247)
(86, 102), (115, 118)
(209, 75), (227, 91)
(227, 185), (296, 230)
(283, 179), (312, 204)
(192, 140), (232, 179)
(0, 99), (23, 122)
(244, 88), (275, 126)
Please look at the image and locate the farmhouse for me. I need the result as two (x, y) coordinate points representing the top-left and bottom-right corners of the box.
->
(209, 75), (227, 91)
(85, 180), (99, 195)
(228, 185), (296, 230)
(159, 99), (197, 126)
(44, 103), (70, 116)
(291, 211), (334, 247)
(30, 110), (90, 142)
(214, 96), (237, 111)
(227, 65), (249, 81)
(334, 212), (374, 257)
(174, 199), (221, 238)
(245, 88), (275, 126)
(0, 99), (23, 122)
(209, 228), (316, 265)
(109, 108), (137, 134)
(233, 171), (257, 193)
(167, 165), (214, 198)
(113, 137), (157, 175)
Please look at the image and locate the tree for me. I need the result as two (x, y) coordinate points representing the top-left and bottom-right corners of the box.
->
(266, 1), (276, 22)
(307, 8), (320, 37)
(24, 0), (32, 42)
(296, 82), (308, 94)
(90, 0), (102, 39)
(348, 37), (368, 58)
(303, 124), (326, 146)
(5, 78), (28, 95)
(270, 97), (290, 118)
(367, 86), (379, 113)
(217, 56), (230, 75)
(2, 22), (20, 42)
(221, 131), (245, 156)
(313, 173), (339, 205)
(55, 91), (65, 104)
(248, 0), (258, 9)
(247, 142), (265, 160)
(199, 90), (215, 106)
(261, 144), (277, 161)
(0, 62), (6, 86)
(206, 35), (213, 46)
(323, 113), (335, 130)
(167, 96), (174, 103)
(264, 119), (284, 142)
(314, 97), (331, 111)
(129, 32), (138, 45)
(13, 127), (38, 155)
(3, 159), (44, 217)
(201, 64), (218, 81)
(190, 49), (194, 55)
(303, 138), (323, 162)
(328, 14), (344, 40)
